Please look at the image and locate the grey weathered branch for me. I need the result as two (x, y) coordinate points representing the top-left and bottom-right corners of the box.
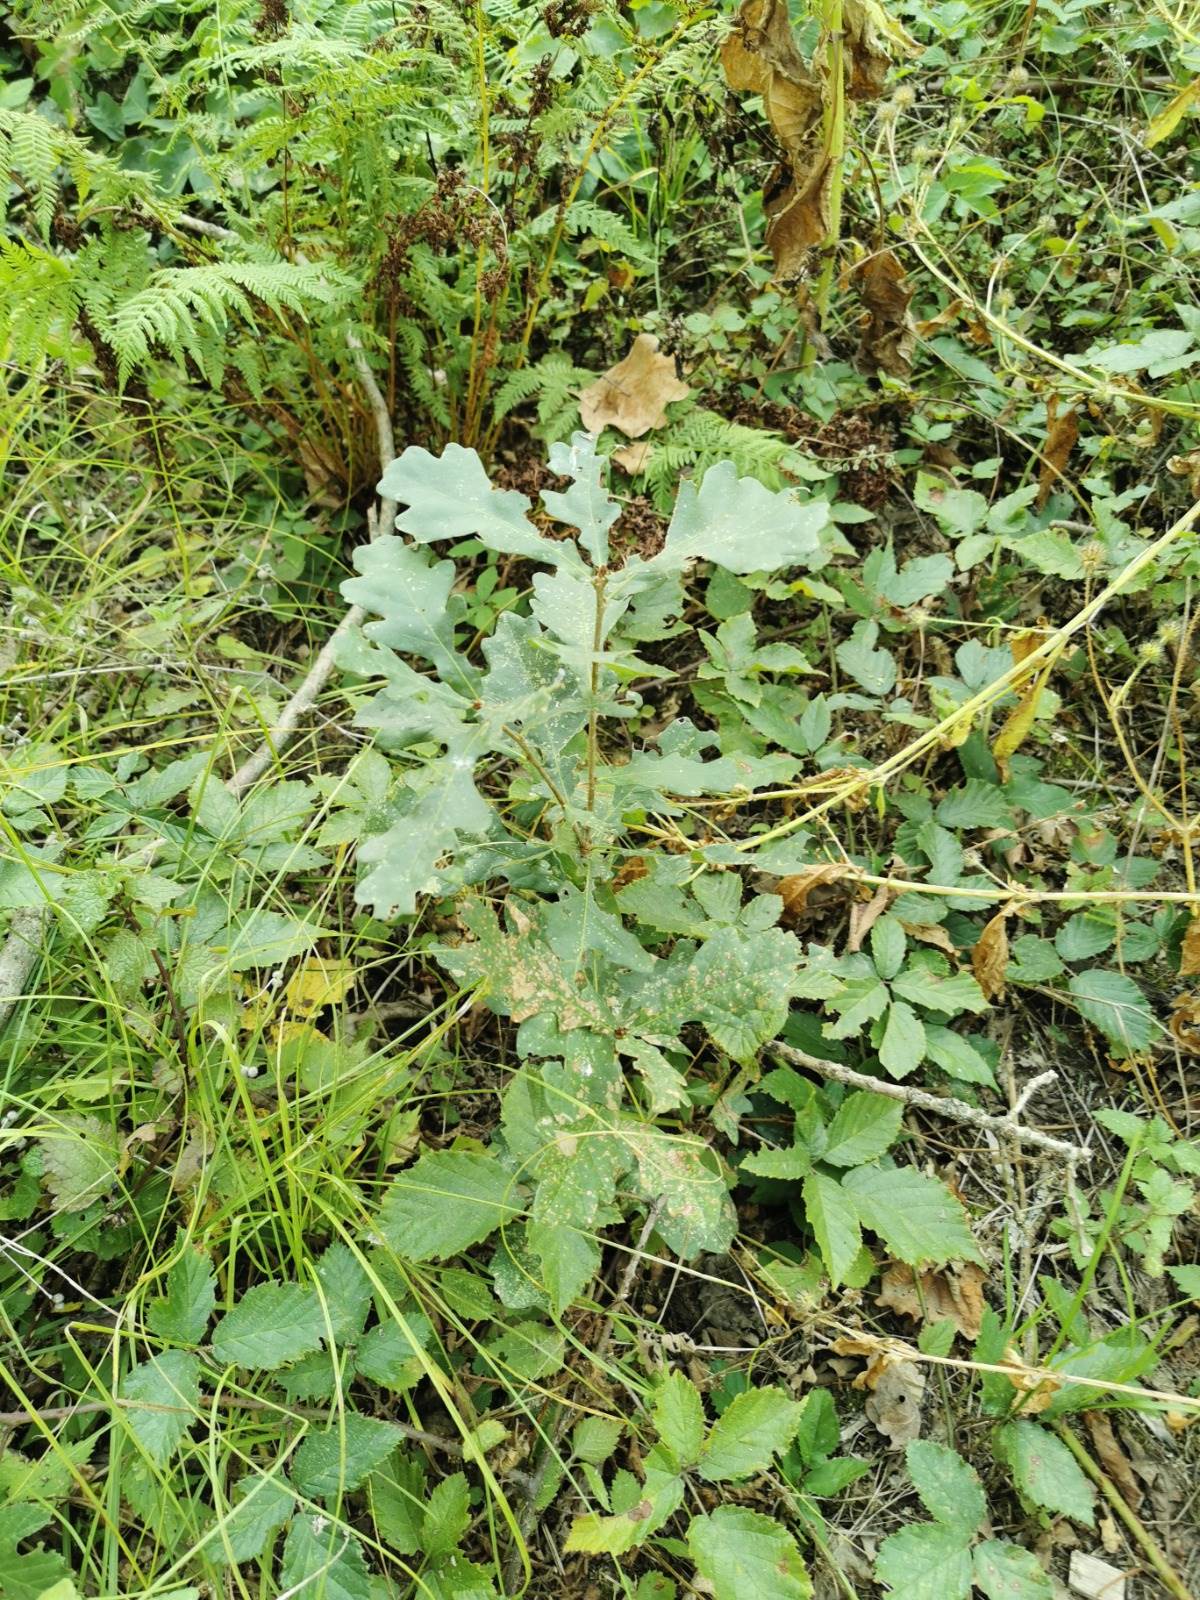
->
(0, 905), (50, 1037)
(773, 1041), (1092, 1164)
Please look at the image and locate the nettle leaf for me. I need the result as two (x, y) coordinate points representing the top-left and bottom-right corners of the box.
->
(573, 1416), (624, 1466)
(687, 1506), (813, 1600)
(654, 1371), (706, 1468)
(875, 1521), (973, 1600)
(279, 1516), (371, 1600)
(820, 1093), (903, 1167)
(423, 1471), (472, 1561)
(121, 1350), (201, 1466)
(211, 1283), (326, 1370)
(699, 1387), (806, 1482)
(291, 1416), (404, 1498)
(1067, 969), (1155, 1055)
(378, 1149), (522, 1262)
(146, 1244), (216, 1346)
(905, 1441), (986, 1537)
(842, 1164), (980, 1265)
(994, 1421), (1096, 1526)
(649, 462), (828, 576)
(803, 1169), (862, 1287)
(972, 1540), (1054, 1600)
(381, 442), (581, 569)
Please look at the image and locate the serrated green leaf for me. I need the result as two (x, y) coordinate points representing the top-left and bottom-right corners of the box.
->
(279, 1515), (372, 1600)
(211, 1283), (325, 1370)
(742, 1141), (813, 1179)
(871, 916), (908, 981)
(842, 1164), (980, 1265)
(38, 1114), (119, 1212)
(314, 1243), (373, 1343)
(802, 1170), (862, 1287)
(924, 1026), (997, 1087)
(836, 620), (896, 696)
(936, 780), (1011, 829)
(651, 463), (827, 576)
(422, 1471), (471, 1561)
(354, 1316), (433, 1391)
(1067, 969), (1155, 1055)
(0, 1544), (72, 1600)
(994, 1422), (1095, 1526)
(699, 1387), (806, 1482)
(378, 1150), (522, 1262)
(875, 1521), (973, 1600)
(291, 1416), (403, 1498)
(633, 1133), (736, 1258)
(820, 1093), (904, 1167)
(573, 1416), (624, 1465)
(891, 966), (988, 1016)
(216, 1476), (295, 1564)
(654, 1372), (706, 1468)
(1169, 1264), (1200, 1299)
(687, 1506), (813, 1600)
(879, 1000), (927, 1079)
(905, 1441), (986, 1536)
(120, 1350), (200, 1465)
(972, 1540), (1054, 1600)
(146, 1245), (216, 1346)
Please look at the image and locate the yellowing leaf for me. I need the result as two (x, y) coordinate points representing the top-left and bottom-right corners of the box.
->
(284, 955), (357, 1016)
(1146, 77), (1200, 147)
(991, 654), (1057, 780)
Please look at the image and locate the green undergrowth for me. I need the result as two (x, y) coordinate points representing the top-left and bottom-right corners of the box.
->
(3, 0), (1200, 1598)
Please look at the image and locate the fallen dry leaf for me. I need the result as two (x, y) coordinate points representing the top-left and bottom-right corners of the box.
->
(612, 439), (653, 475)
(847, 882), (892, 951)
(852, 247), (916, 375)
(777, 862), (854, 919)
(1002, 1344), (1061, 1415)
(972, 905), (1015, 1001)
(1037, 394), (1079, 508)
(1168, 991), (1200, 1053)
(875, 1260), (986, 1341)
(1083, 1412), (1141, 1510)
(863, 1358), (926, 1447)
(1179, 914), (1200, 977)
(903, 920), (958, 957)
(578, 334), (689, 439)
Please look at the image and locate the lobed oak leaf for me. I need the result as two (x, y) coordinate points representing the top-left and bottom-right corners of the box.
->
(579, 334), (689, 439)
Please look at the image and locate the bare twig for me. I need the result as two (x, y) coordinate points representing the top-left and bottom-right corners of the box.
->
(0, 1390), (465, 1457)
(773, 1042), (1092, 1163)
(0, 905), (50, 1038)
(229, 330), (397, 795)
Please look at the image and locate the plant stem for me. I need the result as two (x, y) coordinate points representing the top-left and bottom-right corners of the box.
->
(812, 0), (846, 335)
(1054, 1422), (1195, 1600)
(585, 566), (609, 819)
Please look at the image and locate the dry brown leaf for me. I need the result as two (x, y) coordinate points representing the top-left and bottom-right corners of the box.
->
(1002, 1344), (1061, 1414)
(777, 862), (854, 918)
(844, 0), (919, 99)
(578, 334), (689, 439)
(972, 905), (1014, 1001)
(903, 921), (958, 957)
(1179, 914), (1200, 977)
(875, 1260), (986, 1341)
(863, 1358), (926, 1447)
(1083, 1412), (1141, 1510)
(852, 247), (916, 375)
(847, 882), (892, 952)
(1037, 394), (1079, 508)
(1168, 991), (1200, 1053)
(612, 439), (653, 475)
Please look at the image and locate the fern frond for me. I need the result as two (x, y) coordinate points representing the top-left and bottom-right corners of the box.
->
(0, 238), (79, 370)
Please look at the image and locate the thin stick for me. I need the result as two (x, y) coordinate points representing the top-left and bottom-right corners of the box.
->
(1054, 1422), (1195, 1600)
(773, 1042), (1092, 1163)
(0, 1391), (464, 1457)
(229, 331), (396, 794)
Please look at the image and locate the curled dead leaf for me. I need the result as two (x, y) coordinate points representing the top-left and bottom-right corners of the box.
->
(612, 439), (653, 475)
(1037, 394), (1079, 508)
(847, 882), (892, 952)
(777, 862), (854, 919)
(578, 334), (689, 439)
(1083, 1412), (1141, 1510)
(844, 0), (919, 99)
(1001, 1344), (1060, 1414)
(1179, 914), (1200, 978)
(972, 905), (1015, 1001)
(1168, 990), (1200, 1053)
(903, 921), (958, 957)
(852, 247), (916, 376)
(875, 1260), (986, 1341)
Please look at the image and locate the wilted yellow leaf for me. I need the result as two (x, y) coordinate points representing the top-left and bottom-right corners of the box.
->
(284, 956), (357, 1016)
